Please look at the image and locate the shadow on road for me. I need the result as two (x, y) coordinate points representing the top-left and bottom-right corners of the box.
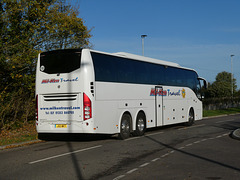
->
(38, 133), (115, 141)
(145, 135), (240, 173)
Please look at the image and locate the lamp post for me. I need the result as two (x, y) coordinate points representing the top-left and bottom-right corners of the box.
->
(231, 54), (234, 98)
(141, 35), (147, 56)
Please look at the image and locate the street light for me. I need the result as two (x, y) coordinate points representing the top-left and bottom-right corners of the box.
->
(141, 35), (147, 56)
(230, 54), (235, 98)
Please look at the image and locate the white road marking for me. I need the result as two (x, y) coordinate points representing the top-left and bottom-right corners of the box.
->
(139, 163), (149, 168)
(152, 158), (160, 162)
(126, 168), (138, 174)
(29, 145), (102, 164)
(161, 153), (169, 158)
(178, 146), (185, 149)
(113, 175), (125, 180)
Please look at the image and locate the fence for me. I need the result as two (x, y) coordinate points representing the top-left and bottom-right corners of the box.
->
(203, 97), (240, 110)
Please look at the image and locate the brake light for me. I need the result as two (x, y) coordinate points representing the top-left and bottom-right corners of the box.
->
(36, 95), (38, 122)
(83, 93), (92, 120)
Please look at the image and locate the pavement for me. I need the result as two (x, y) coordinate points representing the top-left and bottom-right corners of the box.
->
(231, 128), (240, 140)
(0, 139), (43, 150)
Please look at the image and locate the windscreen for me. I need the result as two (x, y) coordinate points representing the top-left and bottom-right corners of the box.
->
(40, 49), (81, 74)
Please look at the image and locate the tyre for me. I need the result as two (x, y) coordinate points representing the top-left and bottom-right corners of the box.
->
(186, 108), (194, 126)
(118, 113), (131, 140)
(134, 112), (146, 136)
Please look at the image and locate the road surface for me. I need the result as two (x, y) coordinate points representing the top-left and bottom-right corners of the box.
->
(0, 114), (239, 180)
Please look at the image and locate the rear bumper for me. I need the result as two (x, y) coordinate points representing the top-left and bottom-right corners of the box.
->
(36, 121), (96, 133)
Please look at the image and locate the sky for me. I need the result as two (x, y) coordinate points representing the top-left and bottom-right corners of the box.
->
(77, 0), (240, 89)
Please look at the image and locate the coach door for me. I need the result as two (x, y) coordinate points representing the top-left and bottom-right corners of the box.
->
(155, 86), (163, 127)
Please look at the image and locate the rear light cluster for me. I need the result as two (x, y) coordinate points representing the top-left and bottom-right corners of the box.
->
(36, 95), (38, 123)
(83, 93), (92, 121)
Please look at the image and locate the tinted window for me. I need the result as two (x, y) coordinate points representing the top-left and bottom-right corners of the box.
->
(40, 49), (81, 74)
(135, 61), (150, 84)
(92, 52), (156, 84)
(91, 52), (117, 82)
(91, 52), (199, 90)
(149, 63), (166, 85)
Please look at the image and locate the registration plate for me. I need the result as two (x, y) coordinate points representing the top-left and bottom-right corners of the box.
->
(55, 124), (67, 128)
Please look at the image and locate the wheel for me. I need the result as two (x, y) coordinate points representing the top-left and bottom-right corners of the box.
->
(134, 112), (146, 136)
(186, 108), (194, 126)
(118, 113), (131, 140)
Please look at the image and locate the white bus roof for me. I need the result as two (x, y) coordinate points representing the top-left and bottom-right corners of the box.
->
(89, 49), (180, 68)
(113, 52), (180, 68)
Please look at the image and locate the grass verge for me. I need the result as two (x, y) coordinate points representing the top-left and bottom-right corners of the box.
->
(203, 107), (240, 117)
(1, 108), (240, 147)
(0, 123), (38, 147)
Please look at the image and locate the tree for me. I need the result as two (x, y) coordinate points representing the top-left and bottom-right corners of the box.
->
(0, 0), (92, 129)
(206, 71), (237, 98)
